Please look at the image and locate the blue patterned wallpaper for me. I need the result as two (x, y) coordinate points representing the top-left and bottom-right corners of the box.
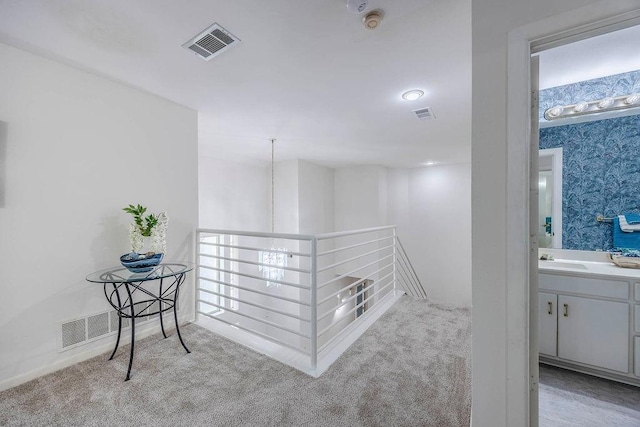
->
(540, 116), (640, 250)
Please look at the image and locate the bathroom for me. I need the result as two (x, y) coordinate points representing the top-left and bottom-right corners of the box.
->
(535, 24), (640, 425)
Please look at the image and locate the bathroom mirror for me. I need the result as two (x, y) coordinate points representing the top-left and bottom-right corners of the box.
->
(538, 148), (562, 249)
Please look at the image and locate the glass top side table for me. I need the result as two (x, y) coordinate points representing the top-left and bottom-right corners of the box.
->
(86, 262), (194, 381)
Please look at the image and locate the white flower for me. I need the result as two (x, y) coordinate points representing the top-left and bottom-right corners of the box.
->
(129, 223), (144, 253)
(150, 212), (168, 254)
(126, 210), (168, 254)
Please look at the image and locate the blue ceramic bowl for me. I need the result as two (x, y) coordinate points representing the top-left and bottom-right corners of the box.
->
(120, 252), (164, 273)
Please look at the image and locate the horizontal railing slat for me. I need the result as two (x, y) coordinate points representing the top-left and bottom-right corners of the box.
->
(198, 310), (311, 355)
(199, 265), (309, 289)
(317, 288), (396, 354)
(197, 276), (311, 307)
(316, 235), (394, 257)
(317, 243), (394, 273)
(315, 225), (396, 241)
(317, 253), (393, 289)
(317, 270), (394, 322)
(198, 288), (311, 322)
(198, 252), (311, 274)
(198, 241), (311, 258)
(198, 228), (315, 241)
(317, 262), (393, 305)
(317, 279), (395, 338)
(197, 299), (310, 339)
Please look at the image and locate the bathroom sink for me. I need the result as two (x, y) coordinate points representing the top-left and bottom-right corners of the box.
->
(539, 261), (588, 270)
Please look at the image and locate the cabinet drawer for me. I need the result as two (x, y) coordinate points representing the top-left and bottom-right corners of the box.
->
(540, 274), (629, 299)
(636, 283), (640, 301)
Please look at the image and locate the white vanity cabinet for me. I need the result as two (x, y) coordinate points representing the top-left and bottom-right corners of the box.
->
(557, 295), (628, 372)
(539, 270), (637, 385)
(538, 292), (558, 357)
(636, 283), (640, 377)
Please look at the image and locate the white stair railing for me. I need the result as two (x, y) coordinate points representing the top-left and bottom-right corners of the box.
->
(395, 236), (427, 299)
(195, 225), (426, 376)
(313, 226), (397, 355)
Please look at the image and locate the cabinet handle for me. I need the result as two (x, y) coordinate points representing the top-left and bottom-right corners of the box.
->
(547, 301), (553, 315)
(563, 303), (568, 317)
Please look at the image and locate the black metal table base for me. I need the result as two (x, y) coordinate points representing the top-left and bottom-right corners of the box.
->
(103, 272), (190, 381)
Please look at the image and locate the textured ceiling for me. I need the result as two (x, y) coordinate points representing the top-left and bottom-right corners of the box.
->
(0, 1), (637, 168)
(0, 0), (471, 168)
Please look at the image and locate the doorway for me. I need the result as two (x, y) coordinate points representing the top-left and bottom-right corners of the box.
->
(528, 16), (640, 427)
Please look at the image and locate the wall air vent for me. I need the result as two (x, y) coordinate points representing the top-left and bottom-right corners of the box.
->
(182, 23), (240, 61)
(413, 107), (435, 120)
(57, 304), (176, 352)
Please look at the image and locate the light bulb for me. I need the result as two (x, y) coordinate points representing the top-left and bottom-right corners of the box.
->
(574, 101), (589, 113)
(624, 93), (640, 105)
(545, 105), (564, 119)
(597, 97), (614, 109)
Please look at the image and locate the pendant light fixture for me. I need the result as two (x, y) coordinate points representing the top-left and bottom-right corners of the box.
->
(258, 138), (287, 288)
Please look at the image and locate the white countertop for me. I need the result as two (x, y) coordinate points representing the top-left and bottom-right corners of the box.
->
(539, 258), (640, 280)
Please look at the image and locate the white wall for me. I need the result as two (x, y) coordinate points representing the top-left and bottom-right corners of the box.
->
(0, 43), (198, 389)
(386, 169), (409, 233)
(298, 160), (334, 235)
(389, 164), (472, 306)
(198, 157), (269, 232)
(471, 1), (633, 425)
(334, 165), (388, 231)
(198, 158), (335, 235)
(334, 164), (472, 307)
(273, 159), (300, 234)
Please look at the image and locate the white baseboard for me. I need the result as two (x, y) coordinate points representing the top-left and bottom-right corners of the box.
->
(0, 313), (194, 393)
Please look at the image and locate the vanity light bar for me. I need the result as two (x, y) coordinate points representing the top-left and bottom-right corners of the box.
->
(544, 93), (640, 121)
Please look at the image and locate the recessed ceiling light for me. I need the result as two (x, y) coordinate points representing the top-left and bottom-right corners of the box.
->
(402, 90), (424, 101)
(423, 161), (437, 166)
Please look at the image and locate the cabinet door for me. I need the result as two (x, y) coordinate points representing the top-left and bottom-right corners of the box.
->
(538, 292), (557, 356)
(558, 295), (629, 373)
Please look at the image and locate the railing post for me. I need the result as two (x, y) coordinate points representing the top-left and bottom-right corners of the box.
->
(195, 230), (200, 322)
(310, 237), (318, 371)
(393, 227), (397, 293)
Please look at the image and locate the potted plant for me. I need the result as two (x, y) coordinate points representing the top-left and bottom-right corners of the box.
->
(120, 204), (168, 272)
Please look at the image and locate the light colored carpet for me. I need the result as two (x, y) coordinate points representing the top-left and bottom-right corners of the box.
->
(0, 297), (471, 426)
(539, 364), (640, 427)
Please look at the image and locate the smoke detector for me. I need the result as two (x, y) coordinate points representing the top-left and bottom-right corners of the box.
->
(182, 23), (240, 61)
(363, 10), (383, 30)
(346, 0), (368, 13)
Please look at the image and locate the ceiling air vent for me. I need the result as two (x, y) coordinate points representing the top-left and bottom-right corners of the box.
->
(183, 23), (240, 61)
(413, 107), (435, 120)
